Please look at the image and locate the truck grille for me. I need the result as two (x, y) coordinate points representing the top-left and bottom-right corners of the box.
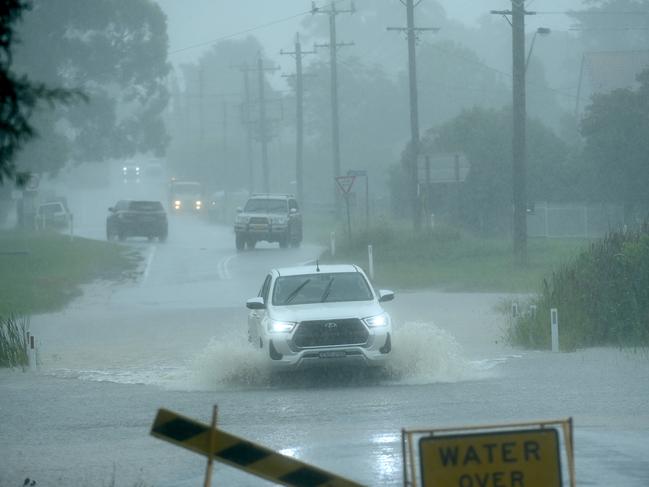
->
(292, 319), (368, 348)
(249, 217), (269, 225)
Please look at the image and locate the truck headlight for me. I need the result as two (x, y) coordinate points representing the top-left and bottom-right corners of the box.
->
(363, 313), (389, 328)
(267, 320), (296, 333)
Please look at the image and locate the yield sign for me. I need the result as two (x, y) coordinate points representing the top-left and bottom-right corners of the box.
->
(335, 175), (355, 194)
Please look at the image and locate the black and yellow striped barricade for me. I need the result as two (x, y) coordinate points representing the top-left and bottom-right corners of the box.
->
(151, 408), (364, 487)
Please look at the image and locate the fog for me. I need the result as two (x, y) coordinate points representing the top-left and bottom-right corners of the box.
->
(2, 1), (649, 486)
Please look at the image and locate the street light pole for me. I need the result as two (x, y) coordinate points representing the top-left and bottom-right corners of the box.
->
(525, 27), (550, 73)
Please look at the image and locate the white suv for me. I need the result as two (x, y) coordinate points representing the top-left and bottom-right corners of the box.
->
(246, 264), (394, 370)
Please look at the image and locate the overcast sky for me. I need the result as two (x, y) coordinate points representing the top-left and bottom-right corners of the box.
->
(156, 0), (585, 69)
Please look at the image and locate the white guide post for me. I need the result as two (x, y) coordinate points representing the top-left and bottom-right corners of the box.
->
(550, 308), (559, 352)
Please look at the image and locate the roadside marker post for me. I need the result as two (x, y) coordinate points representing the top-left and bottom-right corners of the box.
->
(550, 308), (559, 352)
(330, 231), (336, 257)
(151, 408), (363, 487)
(368, 245), (374, 279)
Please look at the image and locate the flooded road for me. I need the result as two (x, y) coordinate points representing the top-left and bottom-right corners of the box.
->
(1, 214), (649, 486)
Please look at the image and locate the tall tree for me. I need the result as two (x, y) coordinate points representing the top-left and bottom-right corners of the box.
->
(0, 0), (77, 185)
(581, 69), (649, 222)
(412, 107), (571, 234)
(13, 0), (170, 175)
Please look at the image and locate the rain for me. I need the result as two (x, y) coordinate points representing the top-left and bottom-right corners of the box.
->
(1, 1), (649, 486)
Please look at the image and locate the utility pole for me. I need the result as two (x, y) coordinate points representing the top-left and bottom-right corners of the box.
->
(236, 60), (279, 194)
(236, 63), (255, 194)
(257, 54), (270, 194)
(388, 0), (438, 232)
(491, 1), (534, 265)
(312, 1), (354, 218)
(281, 33), (316, 204)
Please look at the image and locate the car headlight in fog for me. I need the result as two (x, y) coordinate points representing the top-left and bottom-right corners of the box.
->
(174, 200), (181, 209)
(195, 200), (202, 209)
(267, 320), (296, 333)
(363, 313), (388, 328)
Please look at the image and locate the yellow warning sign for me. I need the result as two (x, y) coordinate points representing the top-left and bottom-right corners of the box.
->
(151, 408), (363, 487)
(419, 428), (561, 487)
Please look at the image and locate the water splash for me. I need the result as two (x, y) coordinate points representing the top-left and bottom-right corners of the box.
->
(188, 331), (271, 390)
(384, 321), (492, 384)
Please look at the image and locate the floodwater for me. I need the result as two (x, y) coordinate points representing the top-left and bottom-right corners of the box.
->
(2, 180), (649, 486)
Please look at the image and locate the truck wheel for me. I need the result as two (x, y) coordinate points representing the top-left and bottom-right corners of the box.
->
(235, 234), (245, 251)
(246, 239), (256, 250)
(279, 235), (288, 249)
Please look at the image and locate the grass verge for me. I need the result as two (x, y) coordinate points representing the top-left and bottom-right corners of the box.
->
(0, 230), (140, 317)
(321, 219), (588, 293)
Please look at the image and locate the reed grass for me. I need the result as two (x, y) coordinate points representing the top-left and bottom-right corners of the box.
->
(0, 315), (29, 368)
(507, 223), (649, 350)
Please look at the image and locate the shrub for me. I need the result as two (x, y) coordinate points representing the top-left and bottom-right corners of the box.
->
(507, 223), (649, 350)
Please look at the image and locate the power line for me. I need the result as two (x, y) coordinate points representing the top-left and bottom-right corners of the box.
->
(168, 0), (353, 56)
(169, 10), (313, 55)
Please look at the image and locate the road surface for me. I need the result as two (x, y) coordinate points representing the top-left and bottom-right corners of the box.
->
(1, 184), (649, 486)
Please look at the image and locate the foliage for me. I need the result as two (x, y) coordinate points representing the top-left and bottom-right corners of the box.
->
(570, 0), (649, 52)
(167, 36), (271, 189)
(0, 314), (29, 368)
(580, 68), (649, 222)
(13, 0), (170, 175)
(0, 0), (81, 186)
(301, 56), (407, 201)
(390, 107), (573, 234)
(507, 223), (649, 350)
(416, 40), (510, 128)
(0, 231), (139, 316)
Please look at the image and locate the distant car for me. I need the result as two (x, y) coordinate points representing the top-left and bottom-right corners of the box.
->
(169, 180), (203, 212)
(234, 193), (302, 250)
(246, 264), (394, 370)
(122, 163), (141, 183)
(36, 201), (71, 230)
(106, 200), (167, 242)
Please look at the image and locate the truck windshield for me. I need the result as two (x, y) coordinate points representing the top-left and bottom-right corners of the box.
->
(272, 273), (373, 305)
(244, 199), (288, 213)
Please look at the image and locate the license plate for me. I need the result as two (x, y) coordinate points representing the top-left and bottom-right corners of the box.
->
(319, 351), (346, 359)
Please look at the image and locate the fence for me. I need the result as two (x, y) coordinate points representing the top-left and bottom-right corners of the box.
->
(528, 202), (624, 238)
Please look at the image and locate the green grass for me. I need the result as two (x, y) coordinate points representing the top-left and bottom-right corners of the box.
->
(320, 220), (589, 293)
(0, 230), (140, 317)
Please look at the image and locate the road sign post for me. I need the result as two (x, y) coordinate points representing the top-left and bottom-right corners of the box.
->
(335, 176), (356, 244)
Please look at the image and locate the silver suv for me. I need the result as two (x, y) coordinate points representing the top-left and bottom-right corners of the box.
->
(234, 194), (302, 250)
(246, 264), (394, 370)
